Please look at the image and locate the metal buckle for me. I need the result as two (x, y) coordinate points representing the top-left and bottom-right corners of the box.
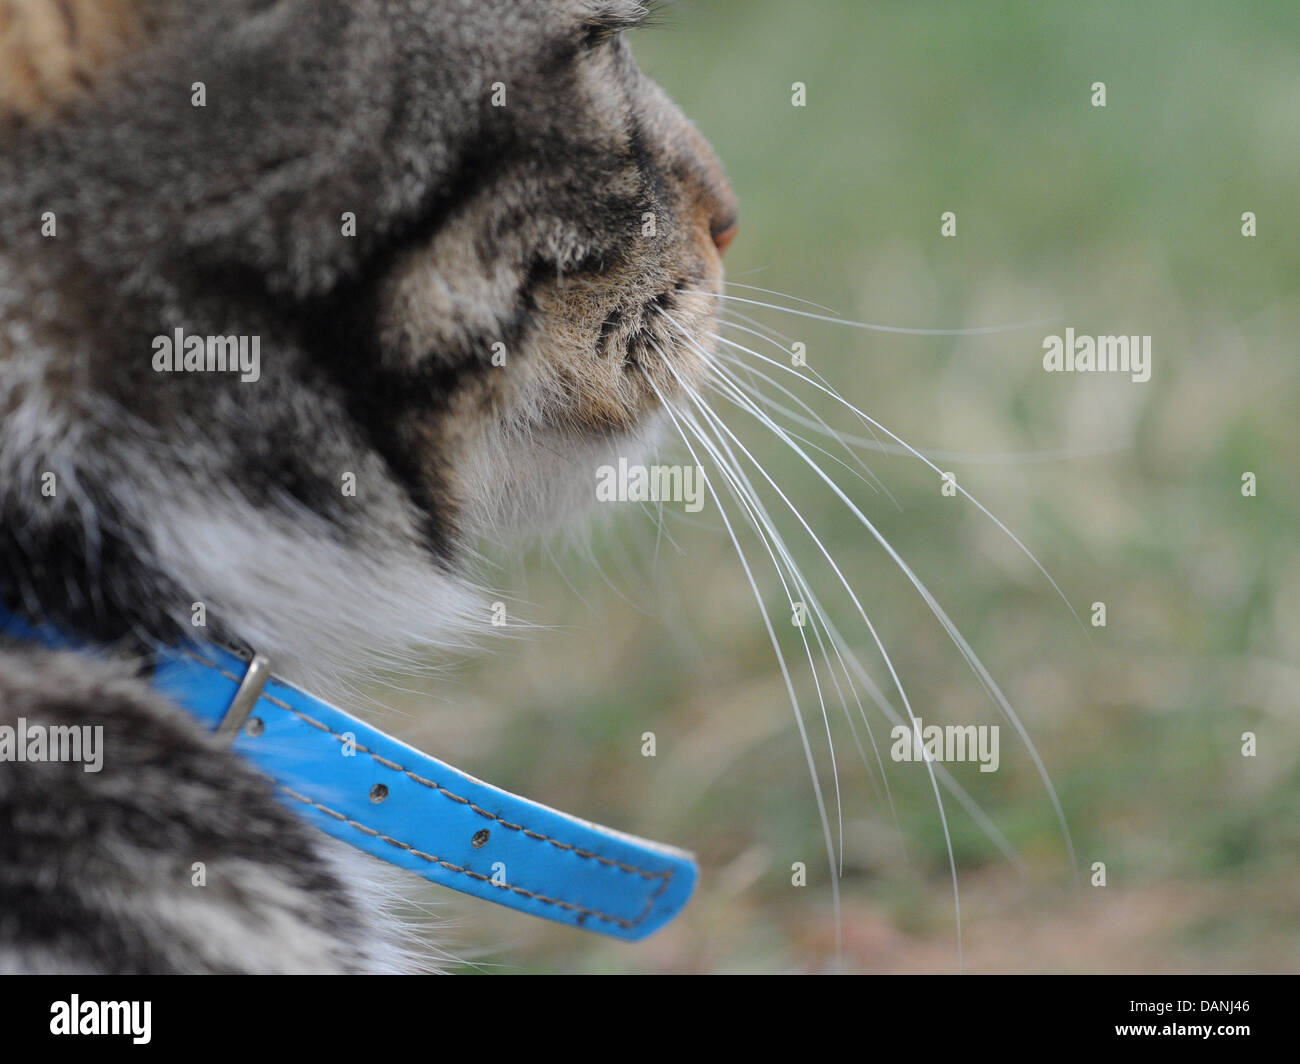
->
(214, 652), (272, 742)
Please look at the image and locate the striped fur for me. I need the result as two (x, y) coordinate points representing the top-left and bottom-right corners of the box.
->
(0, 0), (733, 972)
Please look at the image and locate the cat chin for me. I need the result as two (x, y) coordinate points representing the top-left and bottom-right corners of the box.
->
(454, 410), (669, 543)
(140, 410), (670, 690)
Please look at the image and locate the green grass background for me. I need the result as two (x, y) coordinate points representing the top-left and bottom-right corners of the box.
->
(388, 0), (1299, 972)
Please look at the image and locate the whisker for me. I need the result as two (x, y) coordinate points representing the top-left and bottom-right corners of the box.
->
(723, 281), (841, 315)
(639, 364), (845, 962)
(714, 335), (897, 505)
(668, 375), (905, 856)
(716, 355), (1123, 464)
(721, 264), (772, 281)
(688, 327), (1078, 886)
(661, 353), (888, 881)
(712, 316), (896, 487)
(543, 540), (595, 613)
(721, 306), (803, 345)
(716, 316), (892, 455)
(660, 335), (967, 962)
(583, 525), (653, 617)
(772, 427), (883, 496)
(676, 402), (848, 874)
(721, 317), (1098, 475)
(672, 376), (956, 873)
(711, 330), (1091, 642)
(687, 289), (1062, 336)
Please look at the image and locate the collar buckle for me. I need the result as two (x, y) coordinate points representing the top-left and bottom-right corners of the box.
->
(214, 652), (271, 742)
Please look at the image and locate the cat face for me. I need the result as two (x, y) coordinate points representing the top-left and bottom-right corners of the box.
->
(0, 0), (735, 641)
(359, 2), (739, 537)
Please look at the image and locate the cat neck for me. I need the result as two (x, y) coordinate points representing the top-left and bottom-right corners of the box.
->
(0, 337), (479, 692)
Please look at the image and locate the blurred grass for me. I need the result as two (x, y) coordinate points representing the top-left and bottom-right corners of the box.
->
(387, 1), (1300, 971)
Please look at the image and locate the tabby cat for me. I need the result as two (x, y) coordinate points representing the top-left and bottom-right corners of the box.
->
(0, 0), (735, 972)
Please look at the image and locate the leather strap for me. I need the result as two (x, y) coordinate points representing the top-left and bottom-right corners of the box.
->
(0, 612), (697, 941)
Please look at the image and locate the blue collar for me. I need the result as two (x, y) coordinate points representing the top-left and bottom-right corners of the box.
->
(0, 610), (696, 941)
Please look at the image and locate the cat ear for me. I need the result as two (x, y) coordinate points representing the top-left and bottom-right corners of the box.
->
(0, 0), (148, 121)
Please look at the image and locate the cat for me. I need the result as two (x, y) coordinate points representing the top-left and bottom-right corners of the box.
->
(0, 0), (736, 973)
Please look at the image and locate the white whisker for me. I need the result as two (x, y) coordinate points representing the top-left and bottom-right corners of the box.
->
(667, 372), (906, 855)
(659, 329), (967, 962)
(675, 402), (848, 873)
(640, 364), (845, 963)
(717, 353), (1123, 464)
(688, 289), (1062, 336)
(722, 281), (841, 315)
(690, 327), (1078, 887)
(717, 316), (892, 454)
(711, 330), (1091, 642)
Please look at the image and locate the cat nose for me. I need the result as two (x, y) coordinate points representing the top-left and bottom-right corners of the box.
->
(673, 112), (738, 257)
(711, 217), (738, 255)
(644, 80), (738, 259)
(696, 157), (738, 257)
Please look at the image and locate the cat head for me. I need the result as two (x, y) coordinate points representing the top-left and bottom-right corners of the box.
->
(0, 0), (735, 656)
